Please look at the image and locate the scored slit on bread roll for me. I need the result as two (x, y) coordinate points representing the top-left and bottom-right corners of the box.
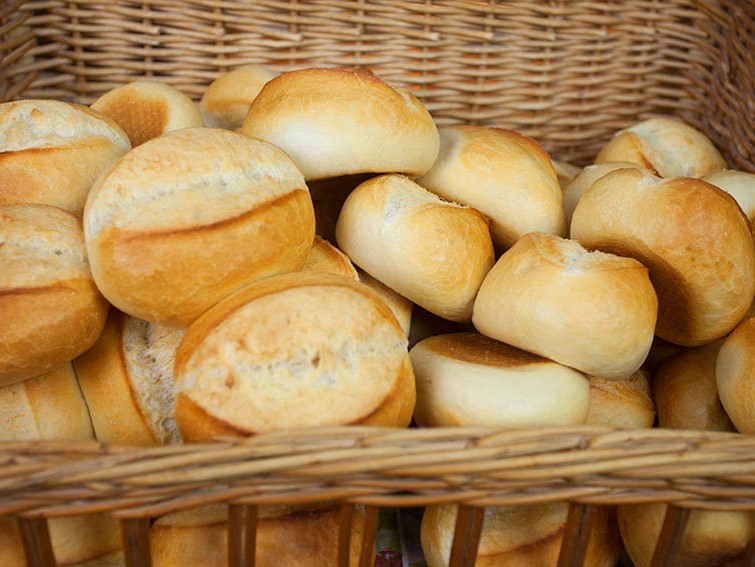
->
(0, 99), (130, 214)
(585, 369), (655, 429)
(571, 167), (755, 346)
(411, 332), (590, 428)
(0, 204), (109, 386)
(73, 310), (183, 445)
(174, 272), (415, 442)
(200, 65), (277, 130)
(84, 127), (315, 327)
(472, 232), (658, 379)
(336, 174), (494, 323)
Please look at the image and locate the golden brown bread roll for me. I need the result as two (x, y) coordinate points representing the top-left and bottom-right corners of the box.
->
(415, 126), (566, 250)
(411, 332), (590, 427)
(472, 232), (658, 379)
(716, 317), (755, 434)
(301, 236), (359, 280)
(595, 117), (726, 178)
(0, 100), (130, 214)
(174, 272), (415, 441)
(357, 270), (413, 337)
(703, 169), (755, 230)
(242, 68), (439, 180)
(0, 204), (109, 386)
(562, 162), (642, 227)
(586, 369), (655, 429)
(200, 65), (277, 129)
(91, 81), (204, 146)
(571, 167), (755, 346)
(84, 127), (315, 327)
(336, 174), (495, 323)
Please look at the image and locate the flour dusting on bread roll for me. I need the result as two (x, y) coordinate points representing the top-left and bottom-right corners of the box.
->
(586, 369), (655, 429)
(84, 128), (315, 326)
(201, 65), (277, 130)
(0, 99), (130, 213)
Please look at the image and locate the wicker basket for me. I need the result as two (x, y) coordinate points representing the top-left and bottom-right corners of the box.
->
(1, 1), (755, 566)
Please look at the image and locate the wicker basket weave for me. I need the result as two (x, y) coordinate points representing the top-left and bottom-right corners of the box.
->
(1, 1), (755, 566)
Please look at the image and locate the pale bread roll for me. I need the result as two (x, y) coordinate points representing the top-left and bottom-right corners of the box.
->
(301, 236), (358, 280)
(654, 341), (734, 431)
(0, 100), (130, 214)
(0, 204), (109, 385)
(73, 310), (183, 445)
(200, 65), (277, 129)
(242, 68), (439, 180)
(562, 162), (641, 227)
(553, 159), (581, 189)
(571, 168), (755, 346)
(357, 270), (413, 336)
(411, 333), (590, 427)
(422, 503), (619, 567)
(618, 504), (755, 567)
(703, 170), (755, 229)
(174, 272), (415, 441)
(472, 232), (658, 379)
(585, 369), (655, 429)
(91, 81), (204, 146)
(595, 117), (726, 178)
(336, 174), (495, 323)
(84, 128), (315, 326)
(716, 317), (755, 434)
(416, 126), (566, 250)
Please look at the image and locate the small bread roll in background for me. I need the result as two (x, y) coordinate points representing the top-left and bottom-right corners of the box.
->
(562, 162), (641, 227)
(553, 159), (581, 189)
(0, 100), (130, 213)
(301, 236), (358, 280)
(174, 272), (415, 442)
(654, 341), (734, 431)
(716, 317), (755, 434)
(84, 128), (315, 327)
(411, 333), (590, 427)
(200, 65), (277, 130)
(415, 126), (566, 250)
(243, 68), (439, 180)
(473, 232), (658, 379)
(595, 117), (726, 178)
(703, 170), (755, 230)
(336, 174), (494, 323)
(0, 204), (109, 386)
(571, 168), (755, 346)
(91, 81), (204, 146)
(586, 369), (655, 429)
(73, 310), (184, 445)
(358, 270), (413, 336)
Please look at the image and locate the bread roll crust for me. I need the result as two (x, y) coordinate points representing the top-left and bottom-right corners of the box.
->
(716, 317), (755, 434)
(200, 65), (277, 129)
(586, 369), (655, 429)
(301, 236), (359, 280)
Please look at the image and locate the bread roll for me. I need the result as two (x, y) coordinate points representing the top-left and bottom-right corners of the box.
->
(174, 272), (415, 441)
(595, 117), (726, 178)
(703, 170), (755, 229)
(91, 81), (204, 146)
(422, 503), (619, 567)
(472, 232), (658, 378)
(357, 270), (413, 336)
(0, 99), (130, 213)
(642, 336), (684, 375)
(618, 504), (755, 567)
(200, 65), (277, 129)
(336, 174), (494, 323)
(553, 159), (581, 189)
(411, 332), (590, 427)
(301, 236), (358, 280)
(0, 204), (109, 385)
(84, 128), (315, 326)
(571, 168), (755, 346)
(586, 369), (655, 429)
(408, 306), (473, 349)
(716, 317), (755, 434)
(416, 126), (566, 250)
(654, 341), (734, 431)
(562, 162), (641, 227)
(242, 68), (439, 180)
(73, 310), (183, 445)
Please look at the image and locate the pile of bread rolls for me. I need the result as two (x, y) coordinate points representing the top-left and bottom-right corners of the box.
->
(2, 64), (755, 566)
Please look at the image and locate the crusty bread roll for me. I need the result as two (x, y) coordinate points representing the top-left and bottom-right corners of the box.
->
(336, 174), (494, 323)
(357, 270), (413, 337)
(422, 503), (619, 567)
(151, 505), (365, 567)
(411, 332), (590, 427)
(472, 232), (658, 379)
(571, 168), (755, 346)
(595, 117), (726, 178)
(654, 341), (734, 431)
(0, 99), (130, 214)
(416, 126), (566, 250)
(562, 162), (641, 227)
(91, 81), (204, 146)
(553, 159), (581, 189)
(618, 504), (755, 567)
(301, 236), (359, 280)
(242, 68), (439, 180)
(716, 317), (755, 434)
(84, 128), (315, 326)
(586, 369), (655, 429)
(200, 65), (277, 129)
(703, 170), (755, 230)
(0, 204), (109, 386)
(73, 310), (183, 445)
(174, 272), (415, 441)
